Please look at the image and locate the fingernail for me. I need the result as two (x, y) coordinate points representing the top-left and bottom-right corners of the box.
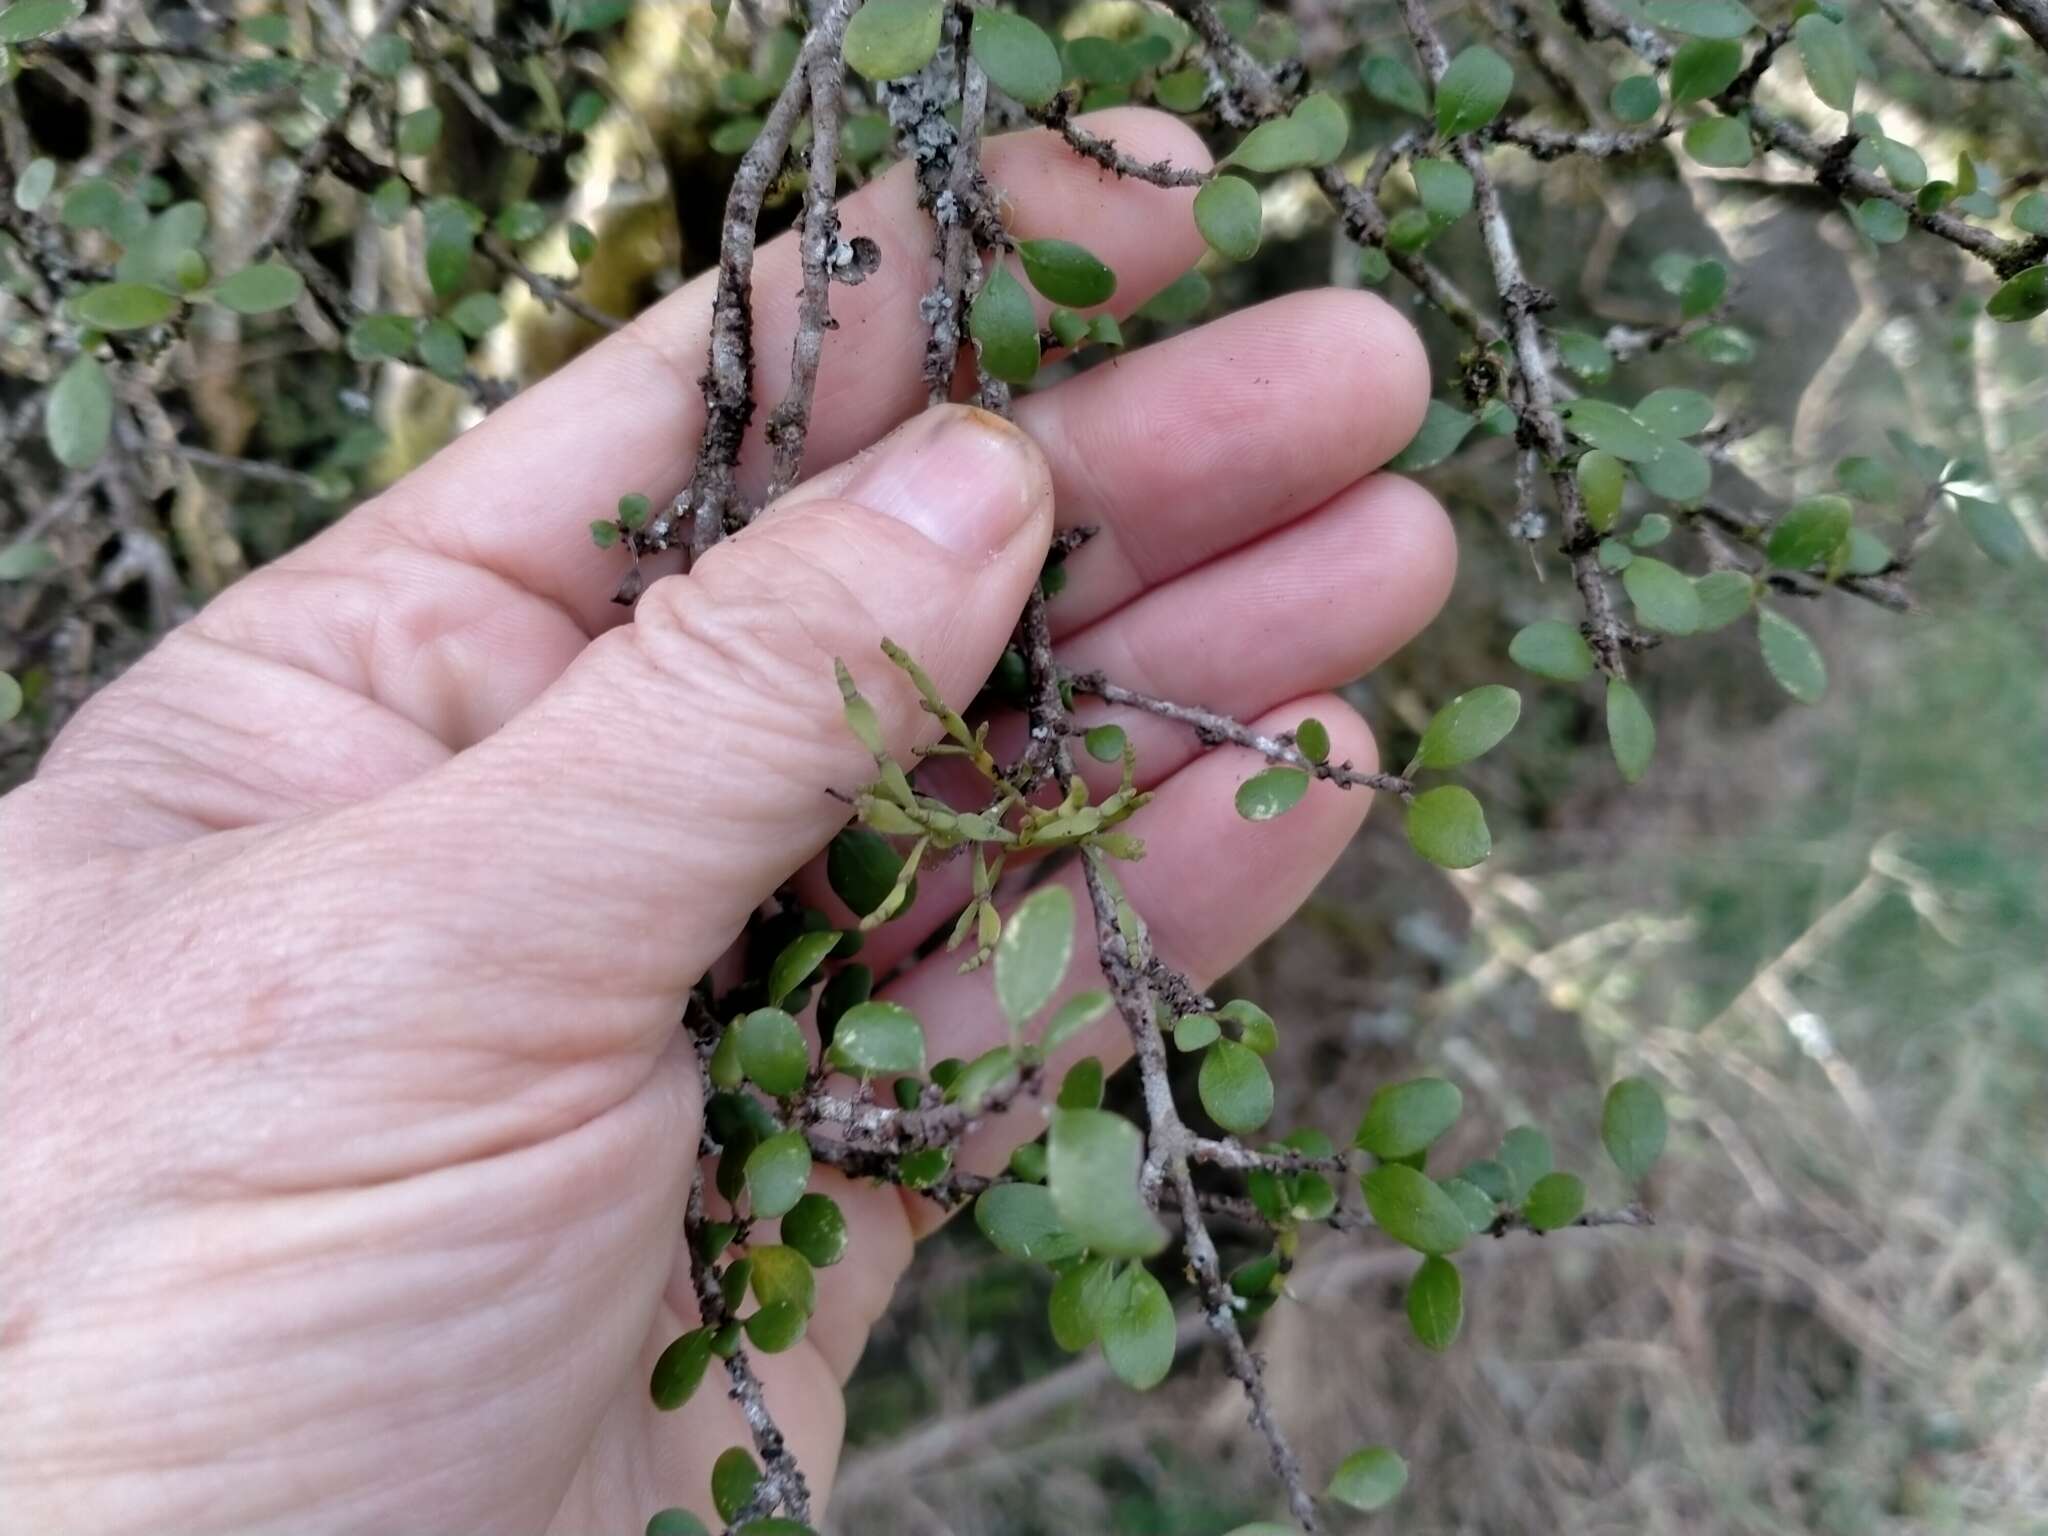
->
(835, 404), (1047, 559)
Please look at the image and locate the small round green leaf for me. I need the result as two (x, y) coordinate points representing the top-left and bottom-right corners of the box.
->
(1406, 1253), (1463, 1351)
(1509, 621), (1595, 683)
(1355, 1077), (1463, 1161)
(970, 9), (1062, 107)
(1684, 115), (1754, 169)
(843, 0), (943, 80)
(969, 265), (1040, 385)
(211, 261), (304, 316)
(1633, 388), (1715, 439)
(0, 0), (84, 43)
(1854, 198), (1908, 245)
(1404, 785), (1491, 870)
(1985, 265), (2048, 324)
(1623, 555), (1702, 635)
(710, 1447), (762, 1525)
(1643, 0), (1759, 38)
(46, 354), (112, 471)
(827, 1000), (927, 1076)
(650, 1328), (713, 1410)
(1174, 1014), (1222, 1052)
(769, 930), (839, 1007)
(1193, 175), (1262, 262)
(1235, 765), (1310, 821)
(1602, 1077), (1668, 1182)
(647, 1510), (711, 1536)
(1413, 684), (1521, 769)
(1767, 494), (1853, 569)
(995, 884), (1075, 1031)
(781, 1192), (849, 1267)
(1198, 1038), (1274, 1136)
(1606, 678), (1655, 784)
(1048, 1107), (1167, 1258)
(1577, 448), (1626, 531)
(1435, 45), (1512, 138)
(1562, 399), (1664, 462)
(744, 1130), (813, 1220)
(1294, 717), (1331, 764)
(744, 1299), (807, 1353)
(1016, 238), (1116, 308)
(1610, 74), (1660, 124)
(1099, 1263), (1176, 1390)
(1083, 723), (1126, 763)
(749, 1242), (817, 1314)
(737, 1007), (810, 1097)
(974, 1181), (1084, 1263)
(13, 157), (54, 212)
(1669, 37), (1744, 103)
(1693, 570), (1755, 631)
(1363, 1162), (1470, 1254)
(1362, 54), (1429, 117)
(1389, 399), (1476, 471)
(1330, 1444), (1409, 1510)
(1757, 608), (1826, 704)
(1522, 1170), (1586, 1230)
(1793, 14), (1856, 113)
(70, 282), (179, 332)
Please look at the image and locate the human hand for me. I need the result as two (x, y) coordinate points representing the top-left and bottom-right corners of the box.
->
(0, 109), (1449, 1535)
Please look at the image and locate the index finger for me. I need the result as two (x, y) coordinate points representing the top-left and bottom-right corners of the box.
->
(350, 108), (1212, 634)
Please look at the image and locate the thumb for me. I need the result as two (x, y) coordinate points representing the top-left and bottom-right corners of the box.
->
(369, 403), (1053, 990)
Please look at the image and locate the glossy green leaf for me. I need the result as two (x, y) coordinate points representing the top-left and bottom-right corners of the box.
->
(1522, 1170), (1585, 1230)
(843, 0), (943, 80)
(1356, 1077), (1463, 1161)
(1767, 494), (1852, 569)
(1412, 158), (1475, 223)
(737, 1007), (810, 1097)
(1435, 45), (1512, 137)
(1175, 1014), (1222, 1051)
(1083, 723), (1126, 762)
(1986, 265), (2048, 324)
(1440, 1175), (1496, 1232)
(827, 1000), (926, 1076)
(1577, 448), (1626, 531)
(1561, 399), (1663, 462)
(828, 827), (906, 918)
(1294, 717), (1331, 764)
(744, 1131), (812, 1219)
(650, 1328), (713, 1410)
(1193, 175), (1262, 262)
(780, 1192), (848, 1267)
(1363, 1162), (1470, 1254)
(711, 1447), (761, 1525)
(1406, 1253), (1463, 1350)
(969, 265), (1040, 384)
(1794, 14), (1856, 113)
(646, 1510), (711, 1536)
(1498, 1124), (1553, 1200)
(1048, 1108), (1167, 1258)
(769, 930), (839, 1007)
(1413, 684), (1520, 769)
(1042, 989), (1112, 1052)
(1017, 238), (1116, 308)
(1404, 785), (1490, 870)
(974, 1181), (1085, 1263)
(1235, 765), (1310, 821)
(1362, 54), (1429, 117)
(1099, 1263), (1175, 1389)
(1049, 1255), (1116, 1350)
(1633, 388), (1715, 439)
(1330, 1444), (1408, 1510)
(45, 354), (112, 471)
(421, 197), (478, 297)
(71, 282), (178, 332)
(1610, 74), (1660, 124)
(1602, 1077), (1668, 1182)
(744, 1300), (807, 1353)
(1643, 0), (1758, 38)
(1636, 437), (1712, 504)
(1693, 569), (1755, 630)
(1623, 555), (1702, 635)
(0, 0), (83, 43)
(970, 9), (1062, 108)
(1198, 1038), (1274, 1135)
(1606, 678), (1655, 784)
(1669, 37), (1743, 103)
(1509, 620), (1595, 683)
(1218, 998), (1277, 1055)
(1757, 608), (1826, 703)
(1389, 399), (1476, 471)
(1684, 115), (1754, 168)
(995, 884), (1074, 1029)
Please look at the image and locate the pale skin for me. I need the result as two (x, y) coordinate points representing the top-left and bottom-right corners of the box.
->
(0, 109), (1451, 1534)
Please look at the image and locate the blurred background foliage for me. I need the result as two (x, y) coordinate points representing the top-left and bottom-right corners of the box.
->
(3, 2), (2045, 1532)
